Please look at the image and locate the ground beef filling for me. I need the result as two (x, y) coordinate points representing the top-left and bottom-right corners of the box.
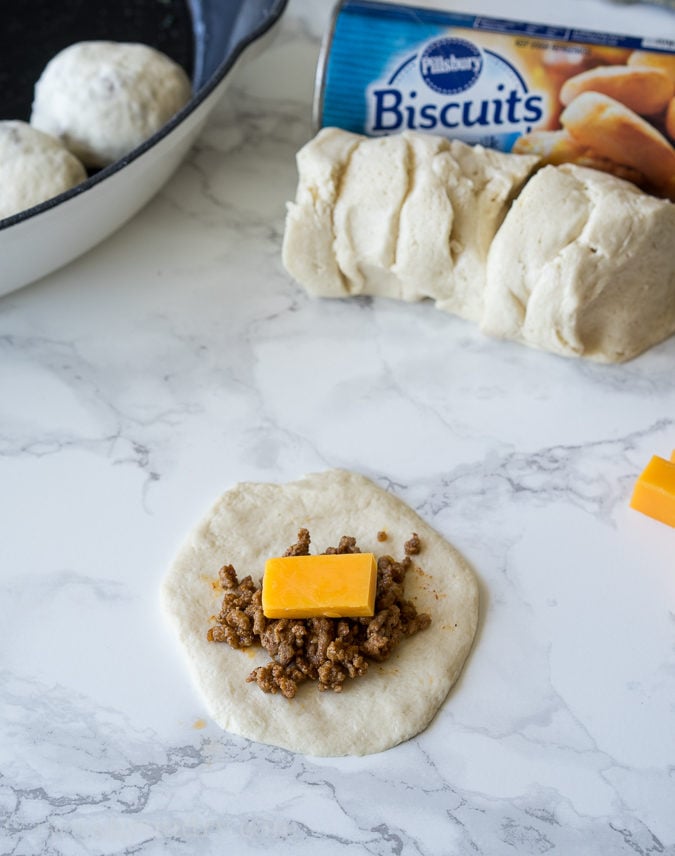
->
(206, 529), (431, 699)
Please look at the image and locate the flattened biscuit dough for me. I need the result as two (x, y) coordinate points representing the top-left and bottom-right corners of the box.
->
(161, 469), (479, 756)
(481, 164), (675, 363)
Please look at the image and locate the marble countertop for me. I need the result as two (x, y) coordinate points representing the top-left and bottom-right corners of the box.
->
(2, 1), (674, 853)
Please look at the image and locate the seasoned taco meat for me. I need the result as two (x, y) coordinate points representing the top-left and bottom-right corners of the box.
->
(208, 530), (431, 699)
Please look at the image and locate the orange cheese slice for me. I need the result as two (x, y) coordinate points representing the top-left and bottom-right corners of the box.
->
(262, 553), (377, 619)
(630, 454), (675, 528)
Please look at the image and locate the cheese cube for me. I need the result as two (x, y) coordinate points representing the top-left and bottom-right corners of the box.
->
(630, 455), (675, 528)
(262, 553), (377, 619)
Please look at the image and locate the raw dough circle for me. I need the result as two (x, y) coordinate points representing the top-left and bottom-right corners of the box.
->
(162, 469), (479, 756)
(31, 41), (192, 168)
(0, 121), (86, 220)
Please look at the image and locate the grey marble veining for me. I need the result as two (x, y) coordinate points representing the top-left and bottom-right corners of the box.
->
(2, 670), (673, 855)
(1, 1), (674, 853)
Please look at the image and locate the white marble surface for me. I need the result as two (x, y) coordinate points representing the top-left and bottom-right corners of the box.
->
(2, 1), (675, 853)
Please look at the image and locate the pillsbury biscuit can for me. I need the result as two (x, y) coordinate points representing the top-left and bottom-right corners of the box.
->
(314, 0), (675, 164)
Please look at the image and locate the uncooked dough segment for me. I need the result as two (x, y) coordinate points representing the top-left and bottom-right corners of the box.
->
(162, 469), (479, 756)
(281, 127), (362, 297)
(434, 139), (540, 322)
(333, 133), (412, 298)
(481, 163), (675, 362)
(393, 132), (458, 304)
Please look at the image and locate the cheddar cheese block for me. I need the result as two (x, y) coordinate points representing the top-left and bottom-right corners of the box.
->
(262, 552), (377, 618)
(630, 455), (675, 527)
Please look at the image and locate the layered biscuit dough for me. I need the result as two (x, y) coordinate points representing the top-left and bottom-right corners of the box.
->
(282, 128), (539, 322)
(283, 128), (675, 362)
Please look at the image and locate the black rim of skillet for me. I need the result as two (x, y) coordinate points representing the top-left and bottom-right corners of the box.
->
(0, 0), (289, 231)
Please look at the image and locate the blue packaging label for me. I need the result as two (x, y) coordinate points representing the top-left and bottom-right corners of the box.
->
(318, 0), (675, 154)
(365, 33), (544, 149)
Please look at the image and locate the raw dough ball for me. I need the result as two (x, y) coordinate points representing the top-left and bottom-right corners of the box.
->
(481, 163), (675, 363)
(0, 120), (86, 220)
(31, 41), (192, 168)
